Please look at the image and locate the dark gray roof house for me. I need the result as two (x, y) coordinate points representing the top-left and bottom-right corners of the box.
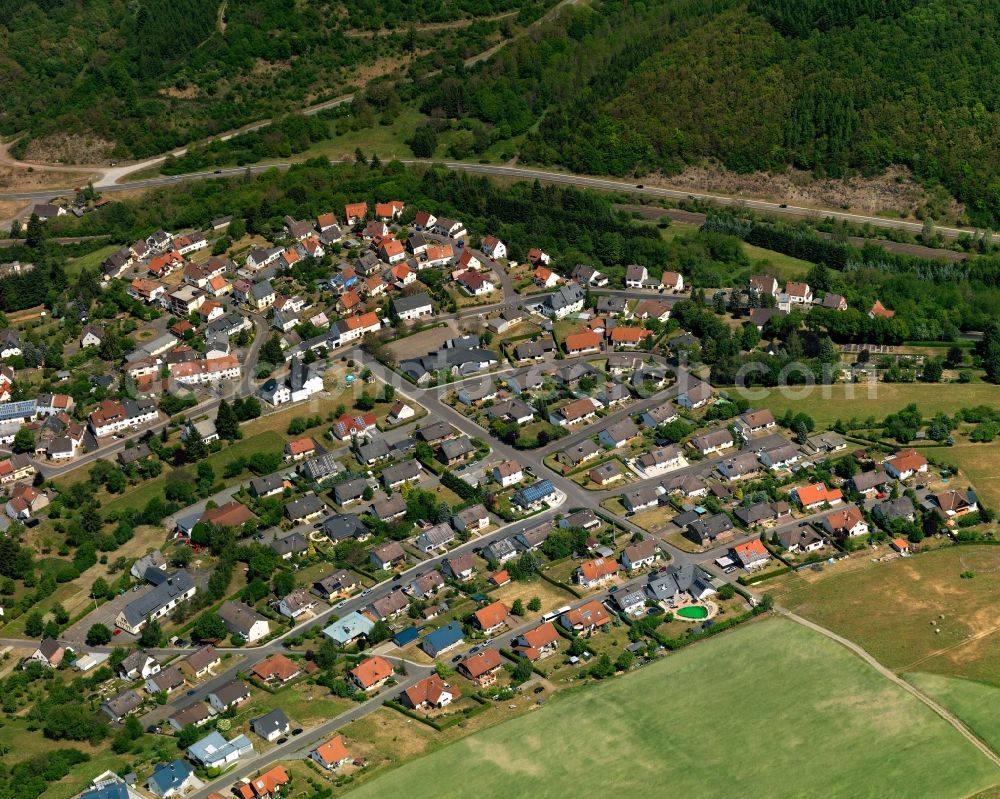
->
(101, 689), (143, 722)
(381, 460), (422, 488)
(333, 478), (369, 505)
(117, 570), (195, 632)
(250, 474), (285, 497)
(299, 452), (344, 483)
(371, 493), (407, 522)
(686, 513), (734, 545)
(284, 494), (327, 522)
(323, 514), (370, 541)
(417, 421), (453, 443)
(439, 437), (475, 463)
(271, 531), (309, 557)
(251, 708), (290, 741)
(874, 497), (916, 523)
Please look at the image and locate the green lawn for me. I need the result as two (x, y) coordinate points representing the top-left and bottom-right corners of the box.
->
(304, 109), (427, 163)
(749, 382), (1000, 428)
(65, 244), (118, 278)
(937, 439), (1000, 513)
(906, 673), (1000, 756)
(741, 242), (814, 279)
(343, 619), (1000, 799)
(101, 431), (286, 515)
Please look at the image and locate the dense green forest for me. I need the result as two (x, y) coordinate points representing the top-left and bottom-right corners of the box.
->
(412, 0), (1000, 225)
(0, 0), (553, 159)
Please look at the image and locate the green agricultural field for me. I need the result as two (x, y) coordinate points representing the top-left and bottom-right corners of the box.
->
(906, 673), (1000, 756)
(344, 619), (1000, 799)
(748, 382), (1000, 429)
(774, 546), (1000, 686)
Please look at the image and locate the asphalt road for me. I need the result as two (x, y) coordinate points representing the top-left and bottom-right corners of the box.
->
(0, 160), (976, 241)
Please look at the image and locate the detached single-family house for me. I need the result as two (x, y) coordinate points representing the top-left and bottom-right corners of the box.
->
(576, 557), (619, 588)
(443, 553), (476, 581)
(452, 503), (490, 533)
(493, 460), (524, 487)
(473, 601), (509, 634)
(736, 409), (776, 439)
(480, 236), (507, 260)
(733, 539), (771, 571)
(599, 418), (640, 449)
(621, 539), (660, 571)
(458, 649), (504, 685)
(884, 449), (929, 481)
(690, 428), (734, 456)
(402, 674), (460, 710)
(349, 656), (394, 692)
(677, 381), (713, 409)
(311, 736), (352, 771)
(635, 445), (685, 477)
(187, 731), (254, 770)
(218, 601), (270, 643)
(933, 489), (978, 523)
(414, 523), (455, 554)
(119, 650), (161, 681)
(512, 621), (560, 661)
(147, 760), (196, 799)
(207, 680), (251, 713)
(420, 623), (465, 658)
(793, 483), (843, 510)
(145, 665), (185, 696)
(101, 690), (143, 723)
(370, 541), (406, 570)
(784, 281), (813, 304)
(560, 600), (612, 633)
(823, 505), (870, 538)
(251, 709), (290, 743)
(685, 513), (735, 547)
(28, 638), (66, 669)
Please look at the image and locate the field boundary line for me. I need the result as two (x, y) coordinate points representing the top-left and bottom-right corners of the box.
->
(779, 609), (1000, 768)
(898, 623), (1000, 674)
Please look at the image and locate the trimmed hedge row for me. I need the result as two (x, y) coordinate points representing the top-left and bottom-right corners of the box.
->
(384, 695), (489, 731)
(738, 565), (793, 585)
(538, 570), (582, 599)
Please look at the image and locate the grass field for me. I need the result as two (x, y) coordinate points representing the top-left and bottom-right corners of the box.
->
(906, 673), (1000, 756)
(343, 619), (1000, 799)
(741, 242), (814, 279)
(748, 382), (1000, 428)
(65, 244), (118, 278)
(938, 440), (1000, 512)
(101, 430), (285, 515)
(774, 545), (1000, 686)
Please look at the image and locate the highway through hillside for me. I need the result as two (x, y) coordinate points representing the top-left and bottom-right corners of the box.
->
(0, 158), (978, 241)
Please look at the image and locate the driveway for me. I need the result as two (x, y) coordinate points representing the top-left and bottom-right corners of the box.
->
(62, 587), (149, 646)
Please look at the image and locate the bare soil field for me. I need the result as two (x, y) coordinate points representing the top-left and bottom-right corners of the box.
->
(387, 322), (459, 361)
(653, 161), (964, 223)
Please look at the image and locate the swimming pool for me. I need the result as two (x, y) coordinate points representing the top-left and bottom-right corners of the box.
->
(676, 605), (709, 620)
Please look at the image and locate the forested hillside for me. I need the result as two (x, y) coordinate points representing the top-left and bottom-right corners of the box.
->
(0, 0), (553, 160)
(417, 0), (1000, 225)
